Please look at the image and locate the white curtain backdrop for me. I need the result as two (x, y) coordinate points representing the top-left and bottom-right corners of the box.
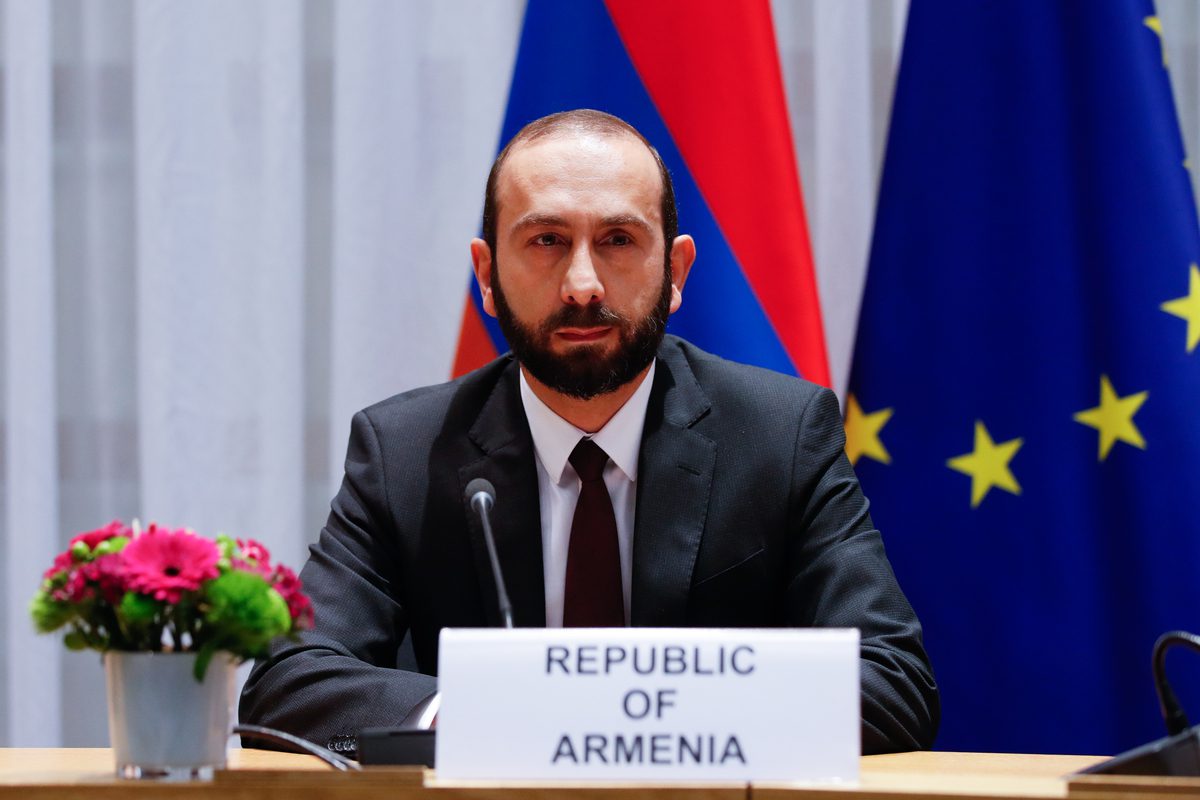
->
(1, 0), (1195, 747)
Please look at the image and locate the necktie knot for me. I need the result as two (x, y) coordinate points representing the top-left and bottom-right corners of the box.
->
(569, 438), (609, 482)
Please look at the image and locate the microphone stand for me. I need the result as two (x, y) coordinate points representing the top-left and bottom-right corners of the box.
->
(357, 478), (511, 766)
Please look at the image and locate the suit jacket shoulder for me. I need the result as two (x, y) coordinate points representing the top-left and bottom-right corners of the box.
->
(648, 336), (939, 753)
(657, 335), (832, 431)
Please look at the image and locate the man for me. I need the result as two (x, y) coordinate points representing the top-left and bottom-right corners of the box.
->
(241, 110), (939, 753)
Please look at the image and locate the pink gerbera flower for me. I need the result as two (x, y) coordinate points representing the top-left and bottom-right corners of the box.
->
(122, 526), (220, 603)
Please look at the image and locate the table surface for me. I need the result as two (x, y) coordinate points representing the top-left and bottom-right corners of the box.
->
(0, 748), (1123, 800)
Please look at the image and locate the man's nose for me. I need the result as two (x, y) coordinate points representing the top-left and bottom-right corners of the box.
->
(561, 245), (604, 305)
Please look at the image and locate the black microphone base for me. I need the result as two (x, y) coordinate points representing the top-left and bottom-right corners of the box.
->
(1079, 725), (1200, 776)
(357, 727), (436, 767)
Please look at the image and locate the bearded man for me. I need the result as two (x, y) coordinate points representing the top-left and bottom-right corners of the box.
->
(240, 110), (939, 754)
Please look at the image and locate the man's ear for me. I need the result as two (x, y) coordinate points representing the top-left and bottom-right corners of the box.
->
(667, 235), (696, 315)
(470, 238), (497, 318)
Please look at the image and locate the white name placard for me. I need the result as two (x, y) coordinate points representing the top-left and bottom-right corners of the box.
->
(435, 627), (859, 783)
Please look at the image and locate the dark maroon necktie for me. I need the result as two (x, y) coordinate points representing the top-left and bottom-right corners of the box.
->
(563, 438), (625, 627)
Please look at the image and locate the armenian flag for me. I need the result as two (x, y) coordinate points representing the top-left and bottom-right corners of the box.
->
(452, 0), (829, 386)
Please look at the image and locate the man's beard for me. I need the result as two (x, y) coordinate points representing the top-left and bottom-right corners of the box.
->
(491, 265), (672, 400)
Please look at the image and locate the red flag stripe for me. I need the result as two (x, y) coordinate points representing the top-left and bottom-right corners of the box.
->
(605, 0), (830, 386)
(451, 293), (498, 378)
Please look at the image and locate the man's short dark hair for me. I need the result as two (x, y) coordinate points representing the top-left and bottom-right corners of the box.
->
(481, 109), (678, 264)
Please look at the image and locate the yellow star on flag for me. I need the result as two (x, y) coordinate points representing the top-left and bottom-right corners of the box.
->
(1073, 375), (1148, 461)
(1161, 263), (1200, 353)
(844, 395), (893, 466)
(1144, 16), (1167, 66)
(947, 421), (1023, 508)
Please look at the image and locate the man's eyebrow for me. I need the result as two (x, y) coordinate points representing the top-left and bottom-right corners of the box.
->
(509, 213), (654, 236)
(510, 213), (569, 234)
(599, 214), (653, 234)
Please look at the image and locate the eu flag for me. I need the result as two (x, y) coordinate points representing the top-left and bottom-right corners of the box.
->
(848, 1), (1200, 754)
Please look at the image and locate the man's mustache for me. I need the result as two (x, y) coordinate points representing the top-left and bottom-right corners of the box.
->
(538, 303), (626, 335)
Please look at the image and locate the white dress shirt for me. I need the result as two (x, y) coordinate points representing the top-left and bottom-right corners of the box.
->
(518, 361), (656, 627)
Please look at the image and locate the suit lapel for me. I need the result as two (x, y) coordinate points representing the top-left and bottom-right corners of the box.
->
(459, 359), (546, 627)
(631, 343), (716, 626)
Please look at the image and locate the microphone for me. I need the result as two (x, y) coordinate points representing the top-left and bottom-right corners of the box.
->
(1154, 631), (1200, 736)
(391, 479), (520, 732)
(465, 478), (514, 629)
(358, 477), (515, 767)
(1078, 630), (1200, 777)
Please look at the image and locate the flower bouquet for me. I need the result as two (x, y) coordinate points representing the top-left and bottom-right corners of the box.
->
(30, 520), (313, 778)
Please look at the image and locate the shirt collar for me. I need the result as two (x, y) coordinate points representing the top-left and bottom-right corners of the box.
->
(518, 360), (656, 485)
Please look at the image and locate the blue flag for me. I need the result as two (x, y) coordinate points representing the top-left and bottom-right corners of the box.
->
(848, 1), (1200, 754)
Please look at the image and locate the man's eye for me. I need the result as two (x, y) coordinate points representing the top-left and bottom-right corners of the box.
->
(607, 233), (632, 246)
(534, 233), (560, 246)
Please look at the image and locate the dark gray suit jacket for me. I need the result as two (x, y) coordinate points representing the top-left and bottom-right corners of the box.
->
(240, 336), (938, 753)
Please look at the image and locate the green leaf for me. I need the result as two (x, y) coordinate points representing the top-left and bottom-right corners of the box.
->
(215, 534), (238, 571)
(63, 629), (89, 650)
(193, 642), (219, 682)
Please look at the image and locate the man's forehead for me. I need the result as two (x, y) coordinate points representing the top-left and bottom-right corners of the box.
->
(496, 131), (663, 210)
(507, 127), (655, 167)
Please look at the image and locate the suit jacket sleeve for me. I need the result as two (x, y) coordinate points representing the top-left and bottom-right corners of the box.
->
(789, 388), (939, 752)
(239, 410), (437, 748)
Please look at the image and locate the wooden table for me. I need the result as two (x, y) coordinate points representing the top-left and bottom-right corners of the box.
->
(0, 748), (1179, 800)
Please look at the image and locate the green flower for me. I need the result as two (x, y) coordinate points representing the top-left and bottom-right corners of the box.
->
(118, 592), (160, 625)
(29, 592), (73, 633)
(94, 536), (129, 557)
(205, 570), (291, 648)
